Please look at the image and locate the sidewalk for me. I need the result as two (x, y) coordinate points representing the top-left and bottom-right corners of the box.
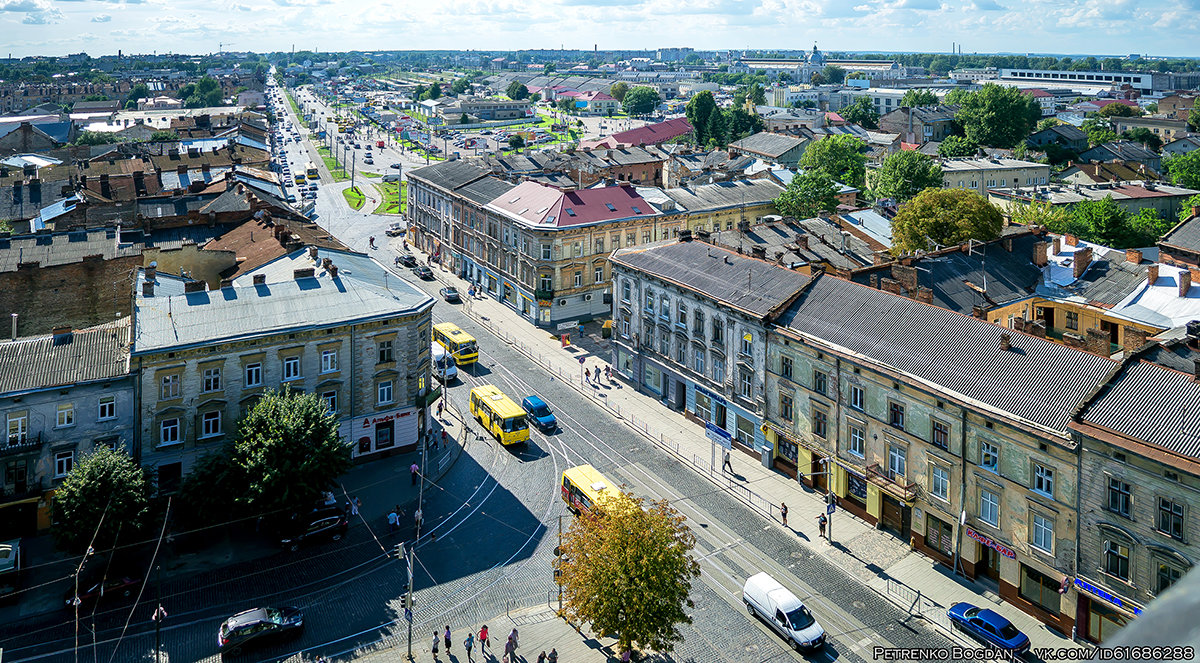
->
(405, 244), (1081, 653)
(357, 605), (616, 663)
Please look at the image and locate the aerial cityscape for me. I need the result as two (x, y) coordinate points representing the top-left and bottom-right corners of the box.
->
(0, 3), (1199, 662)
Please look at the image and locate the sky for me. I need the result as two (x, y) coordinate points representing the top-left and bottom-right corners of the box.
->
(1, 0), (1199, 59)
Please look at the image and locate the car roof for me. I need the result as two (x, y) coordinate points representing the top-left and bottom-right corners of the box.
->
(523, 395), (546, 408)
(977, 608), (1013, 629)
(227, 608), (269, 627)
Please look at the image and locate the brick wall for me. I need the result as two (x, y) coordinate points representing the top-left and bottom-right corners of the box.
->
(0, 255), (139, 335)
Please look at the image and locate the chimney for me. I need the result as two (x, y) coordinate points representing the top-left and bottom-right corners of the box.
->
(1065, 234), (1079, 247)
(1086, 327), (1111, 356)
(51, 325), (72, 341)
(328, 264), (339, 278)
(1029, 320), (1047, 338)
(1180, 269), (1192, 298)
(794, 234), (808, 250)
(1188, 320), (1200, 345)
(146, 262), (157, 282)
(1122, 325), (1149, 351)
(1125, 248), (1143, 265)
(1073, 246), (1093, 279)
(253, 274), (266, 286)
(972, 304), (987, 319)
(1053, 237), (1061, 255)
(1192, 205), (1199, 219)
(750, 245), (766, 259)
(1013, 316), (1026, 332)
(10, 313), (16, 341)
(220, 278), (234, 290)
(142, 281), (154, 297)
(308, 246), (319, 260)
(916, 286), (933, 304)
(293, 267), (315, 279)
(1149, 264), (1159, 285)
(880, 277), (902, 295)
(870, 274), (880, 289)
(1194, 358), (1200, 383)
(184, 280), (206, 293)
(840, 231), (850, 254)
(891, 264), (918, 293)
(873, 251), (889, 266)
(1000, 333), (1011, 351)
(1033, 241), (1049, 267)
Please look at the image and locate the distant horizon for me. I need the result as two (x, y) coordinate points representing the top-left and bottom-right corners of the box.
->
(2, 0), (1198, 61)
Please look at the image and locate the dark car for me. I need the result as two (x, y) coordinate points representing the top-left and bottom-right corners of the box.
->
(395, 253), (418, 267)
(279, 508), (348, 552)
(439, 287), (461, 303)
(64, 574), (141, 611)
(218, 606), (304, 656)
(947, 602), (1030, 655)
(521, 395), (557, 432)
(412, 265), (434, 280)
(390, 163), (402, 169)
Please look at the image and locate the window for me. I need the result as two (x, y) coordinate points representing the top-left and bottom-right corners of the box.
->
(848, 425), (865, 457)
(97, 395), (116, 421)
(573, 242), (582, 258)
(850, 385), (864, 411)
(56, 403), (75, 428)
(740, 333), (753, 356)
(1159, 497), (1185, 539)
(676, 304), (687, 325)
(644, 291), (654, 313)
(1065, 310), (1079, 330)
(1104, 540), (1130, 581)
(931, 420), (949, 449)
(888, 445), (906, 480)
(620, 318), (630, 337)
(813, 370), (827, 395)
(675, 342), (686, 364)
(693, 309), (704, 335)
(660, 295), (669, 318)
(694, 349), (705, 374)
(377, 340), (394, 364)
(1157, 561), (1183, 594)
(1032, 464), (1054, 498)
(739, 372), (752, 398)
(202, 367), (221, 392)
(574, 271), (582, 287)
(643, 231), (651, 243)
(283, 356), (302, 380)
(160, 418), (180, 446)
(54, 451), (73, 478)
(1032, 513), (1053, 553)
(594, 238), (604, 253)
(888, 401), (905, 430)
(377, 381), (393, 405)
(321, 390), (338, 413)
(779, 392), (793, 421)
(160, 373), (180, 400)
(712, 321), (724, 344)
(622, 280), (631, 302)
(201, 410), (222, 438)
(321, 350), (338, 373)
(540, 275), (553, 291)
(1019, 564), (1060, 614)
(627, 232), (636, 246)
(980, 489), (999, 527)
(813, 409), (827, 438)
(981, 440), (998, 471)
(931, 466), (949, 501)
(713, 357), (725, 383)
(659, 331), (670, 355)
(781, 355), (793, 380)
(244, 362), (263, 388)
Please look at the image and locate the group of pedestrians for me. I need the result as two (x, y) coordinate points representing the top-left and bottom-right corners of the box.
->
(583, 364), (612, 387)
(431, 625), (550, 663)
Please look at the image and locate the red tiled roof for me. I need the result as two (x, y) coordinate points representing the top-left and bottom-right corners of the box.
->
(605, 117), (694, 148)
(580, 91), (616, 102)
(825, 112), (846, 122)
(487, 181), (655, 227)
(1024, 89), (1053, 98)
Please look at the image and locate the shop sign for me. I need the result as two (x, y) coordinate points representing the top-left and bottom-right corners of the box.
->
(966, 527), (1016, 559)
(1074, 577), (1143, 616)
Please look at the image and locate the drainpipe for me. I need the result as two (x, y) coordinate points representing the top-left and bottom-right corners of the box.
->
(955, 406), (968, 577)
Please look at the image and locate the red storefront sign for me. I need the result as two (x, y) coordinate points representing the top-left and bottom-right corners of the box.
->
(966, 527), (1016, 559)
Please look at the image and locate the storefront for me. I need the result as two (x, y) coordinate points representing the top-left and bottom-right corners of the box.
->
(1074, 577), (1142, 644)
(342, 404), (423, 458)
(964, 526), (1014, 583)
(919, 511), (956, 566)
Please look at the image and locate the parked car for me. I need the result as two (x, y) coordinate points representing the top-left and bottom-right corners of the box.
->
(742, 572), (825, 652)
(390, 163), (402, 169)
(286, 194), (297, 203)
(947, 603), (1030, 654)
(439, 286), (461, 303)
(395, 253), (418, 267)
(279, 508), (348, 552)
(218, 606), (305, 656)
(412, 265), (434, 280)
(64, 574), (141, 610)
(363, 158), (374, 165)
(521, 395), (557, 432)
(385, 223), (405, 237)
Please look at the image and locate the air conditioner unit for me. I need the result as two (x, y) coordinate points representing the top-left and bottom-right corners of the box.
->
(584, 294), (592, 302)
(558, 299), (567, 306)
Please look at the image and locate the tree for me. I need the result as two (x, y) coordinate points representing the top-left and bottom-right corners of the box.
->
(51, 447), (153, 553)
(705, 109), (728, 147)
(891, 188), (1003, 253)
(1068, 196), (1129, 247)
(557, 98), (575, 113)
(1189, 106), (1200, 131)
(544, 62), (556, 74)
(1081, 117), (1117, 147)
(560, 492), (700, 655)
(427, 83), (442, 100)
(938, 135), (978, 157)
(685, 91), (718, 146)
(871, 150), (943, 202)
(609, 82), (629, 102)
(724, 108), (763, 142)
(182, 75), (223, 108)
(150, 130), (180, 142)
(954, 83), (1040, 148)
(73, 130), (119, 146)
(1097, 103), (1137, 118)
(1180, 194), (1200, 223)
(1146, 102), (1159, 114)
(943, 88), (974, 106)
(747, 82), (766, 106)
(774, 170), (841, 218)
(1165, 150), (1200, 190)
(508, 134), (526, 150)
(1036, 117), (1060, 132)
(1005, 200), (1070, 229)
(529, 93), (541, 103)
(809, 72), (826, 86)
(450, 77), (471, 95)
(622, 86), (661, 116)
(1120, 127), (1162, 151)
(798, 134), (867, 188)
(505, 81), (529, 100)
(822, 65), (846, 84)
(126, 82), (150, 105)
(413, 84), (427, 101)
(460, 113), (470, 125)
(1127, 208), (1172, 247)
(840, 97), (879, 130)
(900, 89), (938, 107)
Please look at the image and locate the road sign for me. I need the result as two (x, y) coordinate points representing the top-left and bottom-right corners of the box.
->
(705, 422), (732, 450)
(827, 503), (836, 515)
(404, 607), (413, 623)
(577, 356), (586, 365)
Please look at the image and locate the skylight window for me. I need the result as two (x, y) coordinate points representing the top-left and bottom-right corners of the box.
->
(565, 208), (576, 216)
(519, 208), (529, 214)
(605, 203), (617, 211)
(509, 196), (521, 204)
(632, 206), (642, 214)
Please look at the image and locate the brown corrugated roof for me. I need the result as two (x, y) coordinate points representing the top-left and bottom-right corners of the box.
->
(0, 318), (130, 394)
(203, 218), (349, 279)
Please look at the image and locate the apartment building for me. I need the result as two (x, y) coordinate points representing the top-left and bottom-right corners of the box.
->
(940, 157), (1050, 192)
(131, 249), (435, 487)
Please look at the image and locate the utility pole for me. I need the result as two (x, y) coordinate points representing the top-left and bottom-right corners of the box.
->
(152, 565), (165, 663)
(556, 515), (563, 615)
(405, 544), (415, 660)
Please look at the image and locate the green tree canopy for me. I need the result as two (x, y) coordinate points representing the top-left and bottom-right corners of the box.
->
(51, 447), (154, 553)
(1120, 127), (1162, 151)
(1081, 117), (1117, 147)
(126, 82), (150, 104)
(840, 96), (879, 130)
(505, 81), (529, 100)
(1097, 103), (1138, 118)
(943, 88), (974, 105)
(798, 134), (867, 188)
(954, 83), (1040, 148)
(180, 75), (223, 108)
(746, 82), (767, 106)
(1005, 200), (1071, 229)
(685, 91), (718, 146)
(1049, 196), (1168, 248)
(822, 65), (846, 84)
(724, 107), (763, 142)
(557, 98), (575, 113)
(427, 82), (442, 100)
(508, 134), (526, 150)
(891, 188), (1003, 253)
(150, 130), (180, 142)
(560, 492), (700, 654)
(900, 89), (939, 107)
(412, 84), (427, 100)
(871, 150), (943, 202)
(450, 77), (471, 95)
(622, 86), (661, 116)
(704, 108), (728, 147)
(774, 170), (841, 219)
(938, 135), (978, 157)
(460, 113), (470, 125)
(609, 82), (629, 102)
(73, 130), (119, 146)
(528, 93), (541, 103)
(1165, 150), (1200, 190)
(1036, 117), (1060, 132)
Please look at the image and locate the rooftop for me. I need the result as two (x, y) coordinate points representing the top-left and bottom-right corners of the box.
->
(728, 132), (808, 159)
(486, 181), (657, 229)
(940, 157), (1047, 172)
(662, 179), (784, 214)
(0, 319), (130, 395)
(1075, 358), (1200, 461)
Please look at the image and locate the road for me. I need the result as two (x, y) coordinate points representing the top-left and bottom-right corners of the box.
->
(0, 86), (952, 663)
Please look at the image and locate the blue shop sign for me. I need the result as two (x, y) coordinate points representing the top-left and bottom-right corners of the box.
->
(1074, 577), (1143, 616)
(695, 384), (726, 406)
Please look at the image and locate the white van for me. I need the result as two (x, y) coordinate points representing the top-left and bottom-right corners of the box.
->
(431, 343), (458, 382)
(742, 572), (826, 652)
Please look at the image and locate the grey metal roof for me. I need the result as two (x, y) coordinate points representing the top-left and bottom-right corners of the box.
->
(1079, 360), (1200, 459)
(0, 318), (130, 395)
(663, 179), (784, 214)
(134, 249), (433, 354)
(408, 160), (490, 191)
(611, 239), (812, 319)
(1067, 250), (1147, 307)
(776, 274), (1116, 431)
(456, 176), (515, 206)
(0, 226), (220, 274)
(729, 132), (807, 159)
(1162, 214), (1200, 252)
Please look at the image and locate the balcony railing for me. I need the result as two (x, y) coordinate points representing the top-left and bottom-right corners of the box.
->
(534, 288), (554, 300)
(0, 432), (42, 456)
(866, 462), (920, 503)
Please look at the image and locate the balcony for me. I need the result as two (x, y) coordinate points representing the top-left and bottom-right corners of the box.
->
(1, 477), (45, 502)
(0, 432), (42, 457)
(534, 288), (554, 301)
(866, 463), (920, 504)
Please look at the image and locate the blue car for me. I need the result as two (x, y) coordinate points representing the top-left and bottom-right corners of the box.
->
(947, 602), (1030, 655)
(521, 395), (557, 432)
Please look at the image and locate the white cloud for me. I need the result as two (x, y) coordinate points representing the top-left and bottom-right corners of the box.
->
(91, 13), (111, 21)
(22, 6), (62, 21)
(0, 0), (48, 11)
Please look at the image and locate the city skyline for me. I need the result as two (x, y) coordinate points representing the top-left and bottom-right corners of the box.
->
(0, 0), (1198, 60)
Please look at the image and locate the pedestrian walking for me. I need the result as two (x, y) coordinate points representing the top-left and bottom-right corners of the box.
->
(722, 449), (733, 473)
(411, 462), (420, 486)
(464, 633), (475, 663)
(479, 625), (490, 654)
(441, 428), (448, 448)
(537, 652), (546, 663)
(444, 625), (452, 651)
(584, 368), (591, 384)
(504, 637), (514, 663)
(414, 507), (423, 537)
(387, 509), (398, 532)
(509, 628), (519, 654)
(780, 502), (788, 527)
(817, 513), (827, 539)
(597, 364), (605, 385)
(605, 365), (612, 383)
(432, 632), (440, 658)
(436, 400), (445, 418)
(547, 649), (557, 663)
